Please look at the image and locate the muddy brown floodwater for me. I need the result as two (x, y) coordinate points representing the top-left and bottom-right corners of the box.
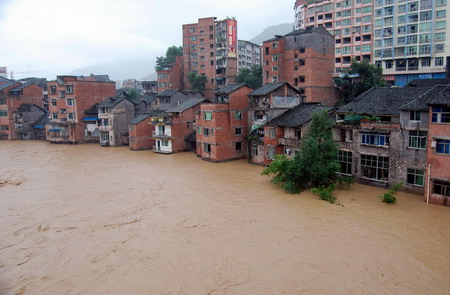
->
(1, 141), (450, 295)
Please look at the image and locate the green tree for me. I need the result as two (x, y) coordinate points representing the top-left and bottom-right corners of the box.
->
(235, 65), (262, 89)
(334, 59), (387, 104)
(187, 72), (207, 92)
(155, 46), (183, 71)
(126, 88), (139, 100)
(262, 111), (340, 195)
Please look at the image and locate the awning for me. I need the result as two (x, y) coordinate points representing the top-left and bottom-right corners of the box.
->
(48, 129), (60, 132)
(33, 125), (45, 129)
(250, 124), (264, 132)
(82, 117), (98, 121)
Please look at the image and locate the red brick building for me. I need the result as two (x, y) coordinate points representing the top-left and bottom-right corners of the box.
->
(182, 17), (238, 98)
(152, 98), (206, 153)
(129, 112), (162, 151)
(46, 75), (116, 144)
(425, 86), (450, 206)
(196, 83), (253, 162)
(0, 81), (44, 140)
(263, 26), (336, 106)
(157, 55), (184, 92)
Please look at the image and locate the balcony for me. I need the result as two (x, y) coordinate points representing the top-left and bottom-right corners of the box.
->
(338, 142), (352, 150)
(99, 125), (111, 132)
(279, 137), (300, 146)
(98, 112), (109, 119)
(152, 146), (172, 154)
(152, 131), (172, 138)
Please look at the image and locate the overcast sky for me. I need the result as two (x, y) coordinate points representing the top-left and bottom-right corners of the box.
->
(1, 0), (293, 80)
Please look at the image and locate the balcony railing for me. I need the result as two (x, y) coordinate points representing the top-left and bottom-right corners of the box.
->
(338, 142), (352, 149)
(279, 137), (300, 146)
(152, 131), (172, 138)
(152, 146), (172, 154)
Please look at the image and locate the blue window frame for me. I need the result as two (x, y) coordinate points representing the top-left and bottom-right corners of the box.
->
(436, 139), (450, 154)
(432, 106), (450, 123)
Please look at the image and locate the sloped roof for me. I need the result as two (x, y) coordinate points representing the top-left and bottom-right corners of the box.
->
(0, 76), (10, 83)
(427, 85), (450, 105)
(248, 82), (292, 96)
(406, 78), (450, 88)
(10, 83), (36, 92)
(400, 85), (447, 111)
(130, 113), (152, 124)
(166, 98), (207, 113)
(214, 83), (249, 95)
(267, 103), (333, 127)
(158, 89), (179, 97)
(337, 87), (431, 115)
(97, 97), (133, 108)
(0, 81), (20, 91)
(84, 103), (99, 115)
(32, 113), (49, 127)
(15, 103), (46, 113)
(141, 93), (157, 104)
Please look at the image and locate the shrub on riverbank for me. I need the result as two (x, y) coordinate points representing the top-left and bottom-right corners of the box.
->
(380, 182), (403, 204)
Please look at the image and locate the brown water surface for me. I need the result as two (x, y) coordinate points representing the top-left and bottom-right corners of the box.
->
(1, 141), (449, 294)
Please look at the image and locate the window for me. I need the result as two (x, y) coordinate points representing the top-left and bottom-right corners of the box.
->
(203, 111), (212, 120)
(101, 133), (109, 142)
(67, 98), (74, 106)
(252, 146), (258, 156)
(272, 42), (278, 49)
(435, 32), (446, 41)
(52, 113), (58, 119)
(235, 127), (242, 136)
(272, 66), (278, 72)
(0, 110), (8, 117)
(0, 125), (8, 130)
(436, 10), (446, 18)
(49, 86), (56, 95)
(361, 131), (390, 146)
(204, 143), (211, 153)
(435, 57), (444, 66)
(436, 139), (450, 154)
(338, 151), (352, 175)
(410, 111), (421, 121)
(102, 119), (109, 126)
(407, 168), (424, 187)
(66, 85), (74, 94)
(235, 142), (242, 151)
(272, 76), (278, 83)
(265, 127), (276, 138)
(203, 128), (210, 136)
(436, 21), (446, 30)
(409, 131), (427, 149)
(436, 0), (447, 6)
(299, 76), (305, 82)
(234, 111), (242, 120)
(433, 180), (450, 196)
(272, 55), (278, 62)
(432, 105), (450, 123)
(65, 113), (74, 121)
(436, 44), (444, 52)
(422, 58), (431, 67)
(361, 155), (389, 181)
(299, 47), (305, 53)
(51, 99), (57, 106)
(190, 36), (197, 41)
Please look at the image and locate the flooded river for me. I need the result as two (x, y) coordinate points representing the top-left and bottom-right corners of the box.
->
(1, 141), (449, 295)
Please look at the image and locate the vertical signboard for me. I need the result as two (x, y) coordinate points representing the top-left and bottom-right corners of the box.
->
(227, 20), (237, 58)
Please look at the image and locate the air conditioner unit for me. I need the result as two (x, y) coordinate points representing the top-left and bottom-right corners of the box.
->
(431, 140), (436, 148)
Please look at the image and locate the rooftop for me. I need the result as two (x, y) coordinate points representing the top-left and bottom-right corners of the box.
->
(427, 85), (450, 105)
(248, 82), (294, 96)
(214, 83), (249, 95)
(400, 85), (448, 111)
(267, 103), (333, 127)
(166, 98), (207, 113)
(406, 78), (450, 88)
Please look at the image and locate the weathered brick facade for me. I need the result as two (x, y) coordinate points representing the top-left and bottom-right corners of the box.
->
(129, 114), (156, 151)
(157, 55), (184, 91)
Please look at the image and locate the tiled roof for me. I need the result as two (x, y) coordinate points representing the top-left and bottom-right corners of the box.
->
(214, 83), (248, 95)
(267, 103), (333, 127)
(85, 103), (99, 115)
(158, 89), (179, 97)
(166, 98), (207, 113)
(400, 85), (447, 111)
(97, 97), (128, 108)
(0, 81), (20, 91)
(248, 82), (292, 96)
(427, 85), (450, 105)
(337, 87), (431, 115)
(284, 26), (327, 37)
(16, 103), (45, 113)
(141, 93), (157, 104)
(0, 76), (10, 82)
(406, 78), (450, 88)
(130, 113), (152, 124)
(10, 83), (35, 92)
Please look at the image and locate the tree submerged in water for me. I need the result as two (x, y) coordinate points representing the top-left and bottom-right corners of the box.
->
(262, 111), (345, 203)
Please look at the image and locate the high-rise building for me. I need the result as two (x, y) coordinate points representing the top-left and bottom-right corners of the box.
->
(295, 0), (374, 73)
(237, 40), (262, 71)
(182, 17), (238, 98)
(373, 0), (450, 86)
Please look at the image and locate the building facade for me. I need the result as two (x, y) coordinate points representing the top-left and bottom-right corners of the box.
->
(237, 40), (262, 71)
(182, 17), (238, 98)
(196, 83), (253, 162)
(262, 27), (336, 106)
(46, 75), (116, 144)
(157, 55), (184, 92)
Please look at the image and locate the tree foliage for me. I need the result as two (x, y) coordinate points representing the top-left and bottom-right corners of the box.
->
(235, 65), (262, 89)
(187, 72), (207, 92)
(126, 88), (139, 100)
(155, 46), (183, 71)
(334, 59), (387, 104)
(262, 111), (340, 196)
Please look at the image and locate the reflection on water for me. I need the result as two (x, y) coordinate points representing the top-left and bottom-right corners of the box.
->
(1, 141), (449, 295)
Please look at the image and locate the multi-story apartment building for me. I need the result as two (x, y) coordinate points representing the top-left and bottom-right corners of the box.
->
(0, 81), (44, 140)
(295, 0), (374, 73)
(182, 17), (238, 98)
(373, 0), (450, 86)
(141, 80), (158, 94)
(262, 27), (336, 106)
(237, 40), (262, 71)
(157, 55), (184, 92)
(46, 75), (116, 144)
(196, 83), (253, 162)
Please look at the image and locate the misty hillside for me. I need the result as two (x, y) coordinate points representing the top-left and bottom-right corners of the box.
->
(249, 23), (295, 44)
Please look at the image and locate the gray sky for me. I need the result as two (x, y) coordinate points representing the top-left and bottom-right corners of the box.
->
(1, 0), (293, 80)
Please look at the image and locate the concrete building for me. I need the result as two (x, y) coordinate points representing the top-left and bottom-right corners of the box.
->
(157, 55), (184, 92)
(196, 83), (253, 162)
(334, 87), (432, 193)
(153, 89), (203, 111)
(0, 81), (44, 140)
(46, 75), (116, 144)
(152, 98), (206, 154)
(97, 97), (136, 147)
(182, 17), (238, 98)
(141, 80), (158, 94)
(295, 0), (374, 73)
(262, 27), (336, 106)
(373, 0), (450, 86)
(13, 103), (47, 140)
(237, 40), (262, 71)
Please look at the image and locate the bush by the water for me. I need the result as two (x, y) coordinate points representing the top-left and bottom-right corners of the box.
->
(311, 184), (337, 204)
(380, 182), (403, 204)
